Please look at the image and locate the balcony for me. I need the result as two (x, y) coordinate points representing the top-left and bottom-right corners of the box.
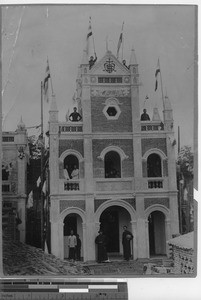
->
(59, 179), (84, 193)
(135, 177), (168, 191)
(59, 122), (83, 133)
(141, 121), (164, 132)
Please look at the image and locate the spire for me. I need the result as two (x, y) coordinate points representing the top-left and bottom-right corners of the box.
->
(81, 49), (88, 65)
(17, 116), (26, 131)
(129, 47), (137, 65)
(49, 94), (58, 112)
(152, 106), (161, 121)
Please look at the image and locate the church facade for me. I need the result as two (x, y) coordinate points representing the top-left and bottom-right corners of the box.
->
(49, 46), (179, 261)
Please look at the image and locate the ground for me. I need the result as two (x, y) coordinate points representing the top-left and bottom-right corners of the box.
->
(3, 239), (174, 276)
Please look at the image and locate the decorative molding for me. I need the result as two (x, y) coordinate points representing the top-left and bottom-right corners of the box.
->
(59, 149), (84, 162)
(91, 87), (130, 98)
(97, 145), (129, 161)
(144, 197), (169, 210)
(60, 200), (85, 213)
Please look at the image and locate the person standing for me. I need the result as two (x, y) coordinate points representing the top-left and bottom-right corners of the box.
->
(68, 230), (77, 261)
(76, 234), (81, 261)
(95, 230), (109, 263)
(71, 165), (79, 180)
(122, 226), (133, 261)
(69, 107), (82, 122)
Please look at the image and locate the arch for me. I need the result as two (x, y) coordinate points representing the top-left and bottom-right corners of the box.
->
(145, 204), (170, 220)
(59, 207), (86, 224)
(95, 199), (136, 222)
(98, 145), (128, 161)
(142, 148), (167, 160)
(59, 149), (84, 163)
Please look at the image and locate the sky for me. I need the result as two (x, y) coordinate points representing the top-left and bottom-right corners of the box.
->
(2, 4), (196, 148)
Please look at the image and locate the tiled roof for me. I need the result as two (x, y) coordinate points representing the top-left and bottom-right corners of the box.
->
(167, 232), (194, 250)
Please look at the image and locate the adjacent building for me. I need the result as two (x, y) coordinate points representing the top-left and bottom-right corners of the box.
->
(2, 119), (28, 243)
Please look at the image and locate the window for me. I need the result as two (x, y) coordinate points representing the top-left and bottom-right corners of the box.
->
(2, 165), (9, 181)
(64, 155), (79, 180)
(106, 106), (118, 117)
(147, 154), (162, 177)
(98, 77), (122, 83)
(104, 151), (121, 178)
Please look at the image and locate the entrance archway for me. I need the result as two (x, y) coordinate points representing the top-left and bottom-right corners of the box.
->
(63, 213), (83, 259)
(99, 205), (131, 255)
(148, 211), (166, 256)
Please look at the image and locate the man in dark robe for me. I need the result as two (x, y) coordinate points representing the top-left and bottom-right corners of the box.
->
(122, 226), (133, 261)
(95, 230), (109, 263)
(140, 108), (150, 121)
(69, 107), (82, 122)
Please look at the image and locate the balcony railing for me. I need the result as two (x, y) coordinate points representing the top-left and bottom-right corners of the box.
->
(141, 121), (164, 132)
(59, 122), (83, 133)
(148, 179), (163, 189)
(64, 180), (80, 191)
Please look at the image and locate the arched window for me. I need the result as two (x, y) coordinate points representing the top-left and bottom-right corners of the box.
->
(64, 155), (79, 180)
(104, 151), (121, 178)
(2, 164), (9, 181)
(147, 153), (162, 177)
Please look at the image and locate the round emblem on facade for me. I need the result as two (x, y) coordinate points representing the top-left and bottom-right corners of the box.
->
(103, 58), (116, 73)
(124, 77), (130, 83)
(91, 76), (96, 83)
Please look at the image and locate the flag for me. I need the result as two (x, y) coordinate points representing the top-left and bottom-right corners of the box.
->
(27, 191), (33, 208)
(155, 59), (160, 91)
(43, 60), (51, 102)
(86, 17), (93, 57)
(42, 180), (47, 194)
(37, 176), (41, 187)
(117, 22), (124, 59)
(145, 95), (149, 100)
(172, 139), (176, 147)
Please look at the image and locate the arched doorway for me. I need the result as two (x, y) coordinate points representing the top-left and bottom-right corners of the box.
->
(148, 211), (166, 256)
(99, 205), (131, 255)
(63, 213), (83, 260)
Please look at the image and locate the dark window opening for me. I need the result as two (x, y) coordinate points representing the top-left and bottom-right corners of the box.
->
(147, 153), (162, 177)
(106, 106), (117, 117)
(105, 151), (121, 178)
(64, 155), (79, 180)
(98, 77), (122, 83)
(2, 166), (9, 181)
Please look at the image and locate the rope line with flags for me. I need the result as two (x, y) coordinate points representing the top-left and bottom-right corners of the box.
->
(117, 21), (124, 60)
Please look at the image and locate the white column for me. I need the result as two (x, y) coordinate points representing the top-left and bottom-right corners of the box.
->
(131, 220), (138, 260)
(82, 223), (87, 262)
(145, 220), (150, 258)
(51, 220), (61, 258)
(165, 218), (171, 256)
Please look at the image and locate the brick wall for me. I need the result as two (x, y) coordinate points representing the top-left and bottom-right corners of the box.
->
(91, 97), (132, 132)
(92, 139), (134, 178)
(59, 140), (84, 157)
(141, 138), (167, 156)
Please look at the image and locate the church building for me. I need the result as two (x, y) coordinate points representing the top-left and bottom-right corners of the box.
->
(48, 28), (179, 262)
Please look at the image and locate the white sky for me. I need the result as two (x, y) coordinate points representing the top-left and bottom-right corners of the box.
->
(2, 4), (196, 148)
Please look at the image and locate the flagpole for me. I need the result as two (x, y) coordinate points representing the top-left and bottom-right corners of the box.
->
(178, 126), (180, 155)
(40, 81), (44, 251)
(158, 59), (165, 111)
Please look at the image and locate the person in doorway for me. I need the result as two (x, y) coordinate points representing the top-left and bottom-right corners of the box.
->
(122, 225), (133, 261)
(69, 107), (82, 122)
(68, 230), (77, 261)
(71, 165), (79, 180)
(140, 108), (150, 121)
(63, 165), (70, 180)
(75, 234), (82, 261)
(95, 230), (109, 263)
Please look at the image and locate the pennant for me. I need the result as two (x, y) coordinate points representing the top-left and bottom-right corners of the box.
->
(117, 22), (124, 59)
(27, 191), (33, 208)
(43, 60), (51, 102)
(42, 181), (47, 194)
(155, 59), (160, 91)
(37, 176), (41, 187)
